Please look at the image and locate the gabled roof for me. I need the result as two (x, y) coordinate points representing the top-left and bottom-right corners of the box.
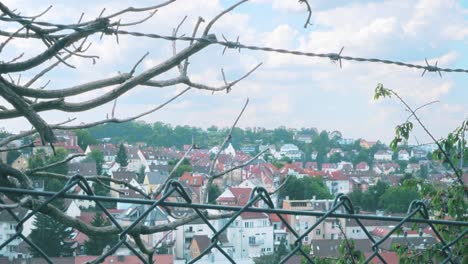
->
(146, 170), (169, 185)
(0, 205), (27, 221)
(112, 168), (137, 182)
(191, 235), (211, 253)
(68, 162), (97, 176)
(240, 212), (269, 219)
(216, 187), (252, 206)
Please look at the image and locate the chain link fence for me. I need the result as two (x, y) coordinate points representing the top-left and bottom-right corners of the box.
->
(0, 174), (467, 263)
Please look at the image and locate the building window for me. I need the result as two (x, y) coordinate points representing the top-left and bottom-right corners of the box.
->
(316, 229), (321, 235)
(249, 236), (256, 245)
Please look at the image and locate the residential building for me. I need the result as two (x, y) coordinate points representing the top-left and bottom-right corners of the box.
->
(85, 143), (117, 163)
(0, 207), (27, 259)
(282, 198), (346, 244)
(294, 134), (312, 143)
(326, 148), (344, 158)
(223, 212), (274, 259)
(359, 139), (377, 149)
(398, 149), (410, 161)
(373, 150), (393, 161)
(279, 144), (303, 160)
(325, 172), (351, 195)
(356, 162), (370, 172)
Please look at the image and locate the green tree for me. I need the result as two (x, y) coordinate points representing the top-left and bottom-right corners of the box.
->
(30, 212), (74, 257)
(84, 149), (104, 175)
(115, 143), (128, 167)
(207, 183), (221, 204)
(168, 158), (192, 178)
(83, 212), (118, 255)
(379, 186), (420, 213)
(28, 148), (69, 192)
(137, 165), (146, 183)
(419, 164), (428, 179)
(348, 188), (363, 212)
(74, 129), (98, 150)
(328, 152), (343, 163)
(279, 176), (332, 202)
(93, 175), (116, 209)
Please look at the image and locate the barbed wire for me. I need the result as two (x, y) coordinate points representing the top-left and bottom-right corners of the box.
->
(110, 29), (467, 75)
(0, 14), (467, 76)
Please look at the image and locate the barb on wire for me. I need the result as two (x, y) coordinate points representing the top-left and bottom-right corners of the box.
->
(422, 58), (442, 77)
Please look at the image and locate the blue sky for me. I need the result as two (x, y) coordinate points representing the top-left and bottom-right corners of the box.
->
(1, 0), (467, 144)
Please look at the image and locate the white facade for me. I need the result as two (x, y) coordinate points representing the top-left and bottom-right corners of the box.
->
(224, 213), (274, 259)
(0, 221), (22, 259)
(280, 144), (302, 160)
(398, 150), (410, 161)
(175, 221), (214, 260)
(373, 150), (393, 161)
(325, 180), (351, 195)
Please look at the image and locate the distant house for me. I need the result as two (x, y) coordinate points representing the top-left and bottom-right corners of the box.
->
(33, 130), (84, 159)
(294, 134), (312, 143)
(338, 138), (354, 145)
(305, 162), (318, 170)
(373, 150), (393, 161)
(325, 171), (350, 195)
(321, 163), (338, 173)
(405, 163), (420, 173)
(398, 149), (410, 161)
(239, 145), (256, 154)
(110, 168), (141, 202)
(68, 162), (97, 176)
(216, 187), (252, 206)
(411, 149), (427, 159)
(310, 151), (318, 160)
(125, 145), (145, 172)
(0, 206), (28, 259)
(85, 143), (117, 162)
(360, 139), (377, 149)
(355, 162), (370, 172)
(143, 170), (169, 194)
(326, 148), (344, 158)
(279, 144), (303, 160)
(373, 162), (400, 175)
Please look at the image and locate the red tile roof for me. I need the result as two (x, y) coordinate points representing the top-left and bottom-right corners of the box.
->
(240, 212), (269, 219)
(364, 252), (398, 264)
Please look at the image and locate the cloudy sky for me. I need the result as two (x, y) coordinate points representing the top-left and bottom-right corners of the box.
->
(1, 0), (467, 144)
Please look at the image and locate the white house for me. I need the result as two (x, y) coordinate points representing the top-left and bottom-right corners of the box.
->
(398, 150), (410, 161)
(326, 148), (344, 158)
(280, 144), (303, 160)
(174, 218), (215, 260)
(0, 208), (28, 259)
(373, 150), (393, 161)
(325, 176), (351, 195)
(224, 212), (274, 259)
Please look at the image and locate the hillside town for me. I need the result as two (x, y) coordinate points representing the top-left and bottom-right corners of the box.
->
(0, 125), (465, 264)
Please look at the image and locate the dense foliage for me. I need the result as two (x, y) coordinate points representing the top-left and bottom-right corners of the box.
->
(83, 212), (118, 255)
(279, 176), (332, 202)
(30, 212), (74, 257)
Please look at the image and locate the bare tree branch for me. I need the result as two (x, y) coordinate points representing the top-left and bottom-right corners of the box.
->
(26, 154), (85, 174)
(202, 0), (248, 36)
